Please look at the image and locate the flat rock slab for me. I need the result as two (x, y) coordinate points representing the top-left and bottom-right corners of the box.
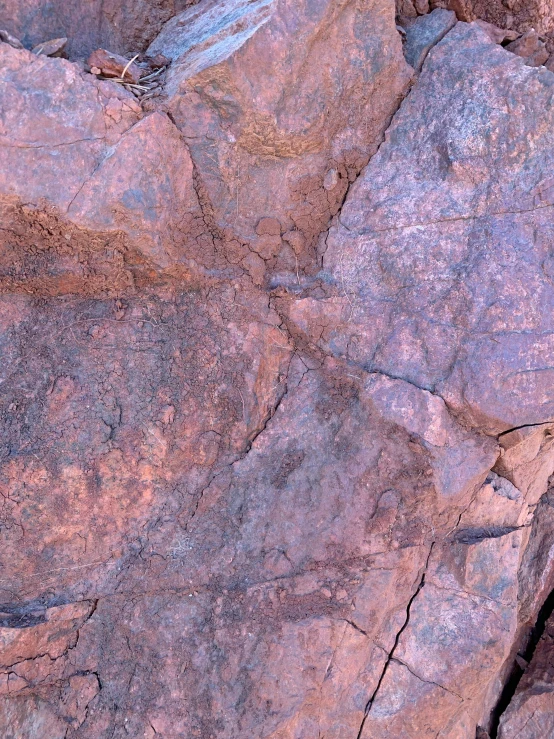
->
(318, 22), (554, 434)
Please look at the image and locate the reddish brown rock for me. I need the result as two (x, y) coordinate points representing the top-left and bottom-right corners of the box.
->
(31, 37), (67, 58)
(319, 22), (554, 435)
(87, 48), (143, 83)
(506, 28), (550, 67)
(474, 19), (519, 45)
(0, 44), (242, 288)
(147, 0), (413, 279)
(397, 0), (419, 19)
(362, 531), (523, 737)
(428, 0), (554, 37)
(2, 1), (554, 738)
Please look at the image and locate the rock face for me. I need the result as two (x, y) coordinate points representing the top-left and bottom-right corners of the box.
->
(1, 1), (554, 737)
(319, 22), (554, 435)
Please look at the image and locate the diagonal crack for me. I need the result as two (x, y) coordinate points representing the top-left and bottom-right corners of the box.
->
(498, 421), (554, 438)
(183, 350), (297, 532)
(356, 543), (434, 739)
(391, 657), (464, 702)
(347, 201), (554, 238)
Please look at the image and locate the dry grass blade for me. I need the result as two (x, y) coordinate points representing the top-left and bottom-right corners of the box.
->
(140, 66), (166, 83)
(121, 53), (139, 81)
(96, 54), (167, 101)
(123, 83), (149, 91)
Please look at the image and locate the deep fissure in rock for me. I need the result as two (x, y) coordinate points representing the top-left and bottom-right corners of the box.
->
(489, 586), (554, 737)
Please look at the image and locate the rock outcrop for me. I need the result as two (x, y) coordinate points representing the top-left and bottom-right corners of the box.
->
(1, 1), (554, 737)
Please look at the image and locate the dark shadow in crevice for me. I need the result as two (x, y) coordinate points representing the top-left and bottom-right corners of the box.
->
(488, 585), (554, 737)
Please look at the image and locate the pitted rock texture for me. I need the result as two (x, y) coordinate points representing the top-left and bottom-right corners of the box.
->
(1, 1), (554, 738)
(436, 0), (554, 37)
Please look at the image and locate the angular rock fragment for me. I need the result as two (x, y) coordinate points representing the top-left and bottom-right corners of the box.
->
(415, 0), (430, 14)
(0, 601), (96, 696)
(147, 0), (413, 277)
(459, 472), (531, 531)
(397, 0), (419, 19)
(363, 374), (497, 508)
(498, 613), (554, 738)
(0, 44), (233, 288)
(494, 423), (554, 505)
(361, 531), (522, 739)
(0, 29), (23, 49)
(361, 530), (524, 737)
(87, 48), (143, 83)
(506, 28), (549, 67)
(475, 19), (519, 45)
(403, 8), (457, 70)
(31, 37), (67, 57)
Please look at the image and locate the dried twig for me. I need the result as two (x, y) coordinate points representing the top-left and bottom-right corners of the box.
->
(140, 66), (166, 83)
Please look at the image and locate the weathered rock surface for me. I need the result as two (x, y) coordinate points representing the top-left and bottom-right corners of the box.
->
(425, 0), (554, 37)
(0, 44), (241, 290)
(315, 22), (554, 436)
(1, 1), (554, 737)
(148, 0), (413, 279)
(404, 8), (458, 71)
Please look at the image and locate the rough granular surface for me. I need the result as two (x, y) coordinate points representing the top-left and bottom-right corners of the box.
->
(1, 1), (554, 737)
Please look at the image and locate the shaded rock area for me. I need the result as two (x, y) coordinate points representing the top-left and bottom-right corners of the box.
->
(398, 0), (554, 38)
(1, 0), (554, 737)
(499, 605), (554, 738)
(0, 0), (201, 59)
